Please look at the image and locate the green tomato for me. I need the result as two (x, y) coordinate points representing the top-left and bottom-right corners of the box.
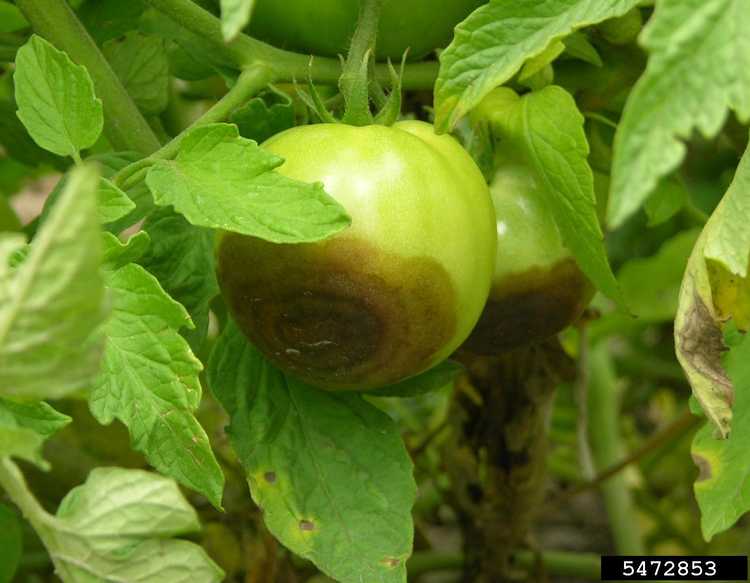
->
(247, 0), (485, 61)
(462, 162), (593, 354)
(216, 120), (496, 390)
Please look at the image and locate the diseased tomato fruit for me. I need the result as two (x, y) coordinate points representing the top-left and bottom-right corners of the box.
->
(247, 0), (485, 61)
(216, 120), (497, 390)
(462, 161), (593, 354)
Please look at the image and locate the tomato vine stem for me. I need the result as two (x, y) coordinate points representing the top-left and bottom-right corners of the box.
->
(144, 0), (439, 89)
(0, 458), (56, 544)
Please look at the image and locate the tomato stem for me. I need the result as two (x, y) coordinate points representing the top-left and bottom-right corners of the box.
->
(143, 0), (439, 89)
(340, 0), (384, 125)
(16, 0), (162, 155)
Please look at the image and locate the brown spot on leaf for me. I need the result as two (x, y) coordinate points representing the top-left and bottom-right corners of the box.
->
(263, 471), (276, 484)
(298, 520), (315, 531)
(382, 557), (401, 568)
(678, 290), (733, 406)
(692, 453), (712, 482)
(217, 234), (457, 390)
(462, 258), (593, 354)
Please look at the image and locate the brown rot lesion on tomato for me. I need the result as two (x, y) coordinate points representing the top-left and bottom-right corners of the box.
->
(217, 232), (458, 391)
(462, 258), (593, 355)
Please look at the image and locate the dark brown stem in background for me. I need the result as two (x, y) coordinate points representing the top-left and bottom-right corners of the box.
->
(445, 340), (576, 582)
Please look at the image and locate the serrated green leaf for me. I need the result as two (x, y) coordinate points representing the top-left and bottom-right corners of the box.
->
(91, 263), (224, 508)
(370, 360), (463, 398)
(0, 503), (22, 583)
(97, 177), (136, 224)
(230, 89), (295, 144)
(207, 323), (416, 583)
(692, 333), (750, 540)
(434, 0), (640, 132)
(485, 86), (621, 303)
(0, 164), (107, 399)
(675, 146), (750, 438)
(220, 0), (255, 41)
(102, 32), (169, 115)
(102, 231), (151, 270)
(13, 35), (103, 158)
(519, 41), (565, 81)
(562, 31), (602, 67)
(45, 467), (223, 582)
(145, 123), (351, 243)
(644, 177), (689, 227)
(139, 207), (218, 353)
(0, 398), (71, 469)
(618, 229), (700, 322)
(40, 174), (135, 227)
(609, 0), (750, 227)
(90, 151), (155, 232)
(704, 148), (750, 278)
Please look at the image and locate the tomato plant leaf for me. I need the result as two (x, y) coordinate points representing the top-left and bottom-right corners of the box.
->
(139, 207), (218, 353)
(97, 177), (137, 224)
(220, 0), (255, 42)
(39, 174), (135, 227)
(102, 231), (151, 270)
(617, 229), (700, 323)
(145, 123), (351, 243)
(90, 263), (225, 508)
(230, 89), (295, 144)
(102, 32), (169, 116)
(643, 177), (689, 227)
(208, 323), (416, 583)
(91, 151), (156, 232)
(493, 86), (621, 303)
(609, 0), (750, 227)
(562, 32), (602, 67)
(0, 164), (107, 400)
(13, 35), (103, 159)
(692, 330), (750, 539)
(0, 398), (71, 469)
(41, 468), (223, 582)
(434, 0), (640, 132)
(675, 145), (750, 438)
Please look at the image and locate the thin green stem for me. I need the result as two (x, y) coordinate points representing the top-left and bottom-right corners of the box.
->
(144, 0), (438, 89)
(340, 0), (383, 125)
(154, 66), (274, 160)
(16, 0), (161, 155)
(407, 550), (601, 580)
(0, 458), (54, 536)
(588, 344), (645, 555)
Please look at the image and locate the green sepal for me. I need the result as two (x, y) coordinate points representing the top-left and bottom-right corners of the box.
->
(374, 54), (406, 126)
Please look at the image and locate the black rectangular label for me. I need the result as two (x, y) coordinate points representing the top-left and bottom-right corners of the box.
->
(601, 556), (747, 580)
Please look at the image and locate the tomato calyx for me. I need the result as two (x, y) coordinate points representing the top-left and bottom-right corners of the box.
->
(298, 0), (405, 127)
